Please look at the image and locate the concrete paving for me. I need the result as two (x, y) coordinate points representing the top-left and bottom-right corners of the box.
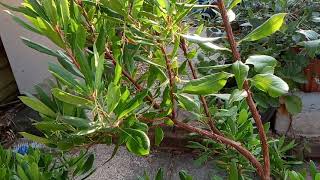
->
(87, 145), (223, 180)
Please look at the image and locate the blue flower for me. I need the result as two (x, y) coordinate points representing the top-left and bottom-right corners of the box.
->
(15, 145), (29, 155)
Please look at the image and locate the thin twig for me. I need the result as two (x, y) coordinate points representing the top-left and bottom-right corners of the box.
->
(216, 0), (270, 179)
(160, 45), (177, 120)
(173, 120), (264, 177)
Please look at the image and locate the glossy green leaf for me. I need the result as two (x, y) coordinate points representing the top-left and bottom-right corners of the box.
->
(48, 63), (83, 92)
(16, 165), (29, 180)
(34, 121), (69, 131)
(227, 0), (241, 10)
(284, 95), (302, 115)
(124, 128), (150, 156)
(114, 63), (122, 85)
(56, 50), (83, 77)
(19, 132), (49, 144)
(181, 72), (233, 95)
(5, 10), (42, 35)
(117, 90), (148, 119)
(132, 0), (144, 17)
(232, 61), (249, 89)
(52, 88), (93, 107)
(154, 127), (164, 146)
(200, 42), (230, 52)
(94, 45), (105, 89)
(60, 0), (70, 28)
(80, 154), (95, 175)
(179, 170), (193, 180)
(74, 46), (93, 86)
(19, 96), (56, 117)
(61, 116), (90, 129)
(181, 34), (222, 43)
(242, 13), (287, 42)
(229, 161), (238, 180)
(245, 55), (277, 74)
(43, 0), (58, 25)
(252, 74), (289, 97)
(310, 161), (318, 179)
(228, 89), (247, 104)
(21, 37), (59, 57)
(155, 168), (164, 180)
(106, 82), (121, 113)
(176, 94), (200, 113)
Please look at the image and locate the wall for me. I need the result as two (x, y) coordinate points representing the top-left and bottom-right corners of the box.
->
(0, 0), (57, 93)
(0, 38), (18, 103)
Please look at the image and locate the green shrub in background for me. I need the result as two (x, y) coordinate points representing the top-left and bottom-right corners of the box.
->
(0, 145), (94, 180)
(0, 0), (316, 179)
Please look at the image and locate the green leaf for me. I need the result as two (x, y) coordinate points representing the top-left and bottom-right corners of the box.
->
(155, 168), (164, 180)
(60, 0), (70, 29)
(74, 46), (94, 86)
(52, 88), (93, 107)
(21, 37), (59, 57)
(315, 173), (320, 180)
(117, 90), (148, 119)
(284, 95), (302, 115)
(19, 132), (49, 144)
(176, 94), (200, 113)
(227, 0), (241, 10)
(19, 96), (56, 117)
(310, 160), (318, 179)
(132, 0), (144, 17)
(114, 63), (122, 85)
(80, 154), (95, 175)
(242, 13), (287, 42)
(228, 89), (247, 104)
(154, 127), (164, 146)
(179, 170), (193, 180)
(48, 63), (83, 92)
(61, 116), (90, 129)
(106, 82), (121, 113)
(232, 61), (249, 89)
(252, 74), (289, 97)
(200, 42), (231, 52)
(96, 25), (107, 54)
(94, 45), (105, 89)
(181, 72), (233, 95)
(181, 34), (222, 43)
(43, 0), (58, 25)
(245, 55), (277, 74)
(56, 50), (83, 77)
(229, 161), (238, 180)
(16, 165), (29, 180)
(298, 39), (320, 58)
(124, 128), (150, 156)
(29, 162), (39, 180)
(5, 10), (42, 35)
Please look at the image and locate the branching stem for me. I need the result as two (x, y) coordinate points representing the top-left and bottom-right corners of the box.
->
(216, 0), (270, 179)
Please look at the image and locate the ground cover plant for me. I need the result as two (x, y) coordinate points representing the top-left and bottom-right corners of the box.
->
(1, 0), (318, 179)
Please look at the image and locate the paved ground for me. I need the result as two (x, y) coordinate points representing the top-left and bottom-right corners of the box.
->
(87, 145), (223, 180)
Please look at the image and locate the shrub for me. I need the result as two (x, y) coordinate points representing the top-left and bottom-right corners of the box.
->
(1, 0), (304, 179)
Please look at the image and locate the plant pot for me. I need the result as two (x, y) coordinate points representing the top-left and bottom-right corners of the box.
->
(302, 59), (320, 92)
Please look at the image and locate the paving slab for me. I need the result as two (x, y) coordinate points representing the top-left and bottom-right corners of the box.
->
(87, 145), (223, 180)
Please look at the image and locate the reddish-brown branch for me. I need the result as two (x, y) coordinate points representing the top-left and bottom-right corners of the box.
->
(216, 0), (270, 179)
(180, 38), (222, 136)
(160, 46), (177, 120)
(105, 48), (160, 109)
(173, 120), (264, 177)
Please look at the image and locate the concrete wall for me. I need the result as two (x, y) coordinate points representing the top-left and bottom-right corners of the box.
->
(0, 0), (57, 93)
